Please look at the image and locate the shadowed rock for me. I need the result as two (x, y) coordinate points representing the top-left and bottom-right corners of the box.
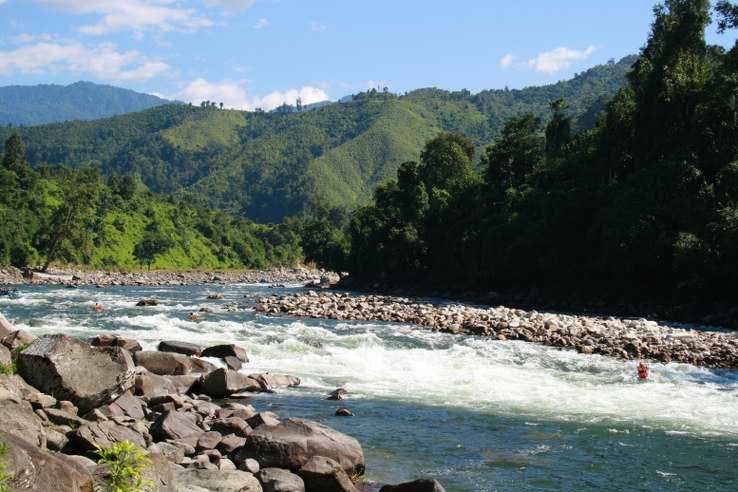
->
(0, 430), (93, 491)
(379, 479), (446, 492)
(298, 456), (358, 492)
(159, 340), (203, 357)
(202, 344), (249, 363)
(257, 467), (305, 492)
(134, 350), (214, 376)
(16, 334), (135, 414)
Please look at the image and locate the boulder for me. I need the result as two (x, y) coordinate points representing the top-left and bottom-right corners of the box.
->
(218, 434), (247, 454)
(89, 334), (142, 352)
(200, 368), (261, 398)
(16, 334), (135, 413)
(247, 412), (280, 429)
(379, 480), (446, 492)
(202, 344), (249, 363)
(248, 373), (300, 392)
(150, 411), (204, 447)
(104, 391), (146, 420)
(71, 420), (147, 452)
(176, 469), (263, 492)
(257, 468), (305, 492)
(209, 418), (252, 438)
(0, 312), (16, 338)
(149, 442), (186, 465)
(0, 343), (11, 367)
(159, 340), (203, 357)
(2, 329), (37, 351)
(136, 299), (159, 306)
(0, 392), (47, 448)
(135, 370), (200, 397)
(43, 407), (89, 428)
(134, 351), (196, 376)
(236, 419), (364, 476)
(93, 452), (178, 492)
(197, 431), (223, 450)
(238, 458), (260, 475)
(224, 356), (242, 371)
(298, 456), (358, 492)
(0, 430), (93, 491)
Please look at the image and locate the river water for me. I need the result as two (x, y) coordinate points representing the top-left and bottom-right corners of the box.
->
(1, 284), (737, 491)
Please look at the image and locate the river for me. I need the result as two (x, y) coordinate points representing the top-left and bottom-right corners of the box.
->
(1, 284), (736, 491)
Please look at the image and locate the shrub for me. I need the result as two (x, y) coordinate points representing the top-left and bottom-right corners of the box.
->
(95, 440), (151, 492)
(0, 441), (11, 492)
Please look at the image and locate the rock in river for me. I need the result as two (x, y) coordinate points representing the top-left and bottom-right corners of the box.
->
(16, 334), (135, 414)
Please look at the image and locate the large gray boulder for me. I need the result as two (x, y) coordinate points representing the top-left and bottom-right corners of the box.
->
(0, 381), (47, 448)
(236, 419), (364, 477)
(379, 479), (446, 492)
(134, 369), (200, 397)
(248, 373), (300, 392)
(0, 343), (11, 367)
(201, 344), (249, 363)
(298, 456), (358, 492)
(2, 329), (37, 351)
(0, 312), (16, 338)
(200, 368), (261, 398)
(159, 340), (203, 356)
(0, 431), (93, 491)
(150, 410), (204, 447)
(257, 468), (305, 492)
(71, 420), (147, 452)
(93, 452), (178, 492)
(176, 469), (263, 492)
(134, 350), (215, 376)
(16, 334), (135, 413)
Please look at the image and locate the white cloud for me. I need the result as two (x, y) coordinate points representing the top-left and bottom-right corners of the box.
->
(0, 41), (170, 81)
(0, 0), (7, 5)
(527, 45), (598, 74)
(204, 0), (256, 11)
(253, 17), (269, 29)
(499, 54), (515, 68)
(35, 0), (213, 35)
(174, 79), (329, 111)
(10, 33), (55, 43)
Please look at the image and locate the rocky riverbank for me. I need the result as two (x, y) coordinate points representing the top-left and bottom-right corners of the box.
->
(255, 291), (738, 369)
(0, 312), (444, 492)
(0, 266), (338, 287)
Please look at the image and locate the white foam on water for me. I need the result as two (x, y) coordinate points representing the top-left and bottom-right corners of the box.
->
(9, 288), (738, 438)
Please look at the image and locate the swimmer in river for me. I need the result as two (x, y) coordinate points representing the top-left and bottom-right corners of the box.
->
(637, 362), (649, 381)
(92, 303), (106, 313)
(188, 312), (202, 322)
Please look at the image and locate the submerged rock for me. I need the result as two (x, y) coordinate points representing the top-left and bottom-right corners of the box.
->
(16, 334), (135, 414)
(379, 479), (446, 492)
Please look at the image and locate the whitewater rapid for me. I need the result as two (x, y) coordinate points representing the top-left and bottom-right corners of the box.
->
(4, 285), (737, 439)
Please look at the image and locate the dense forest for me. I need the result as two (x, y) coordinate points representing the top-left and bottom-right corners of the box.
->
(0, 81), (173, 126)
(0, 57), (634, 222)
(0, 134), (301, 270)
(305, 0), (738, 307)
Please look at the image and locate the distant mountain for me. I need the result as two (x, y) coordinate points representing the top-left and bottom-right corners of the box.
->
(0, 81), (174, 125)
(0, 56), (637, 222)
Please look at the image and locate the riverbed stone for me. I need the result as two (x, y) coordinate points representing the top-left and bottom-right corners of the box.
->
(159, 340), (203, 357)
(89, 334), (142, 352)
(16, 334), (135, 414)
(150, 410), (204, 447)
(134, 350), (198, 376)
(236, 418), (364, 476)
(298, 456), (358, 492)
(0, 312), (16, 338)
(0, 384), (47, 448)
(176, 468), (263, 492)
(0, 430), (93, 491)
(2, 329), (37, 351)
(379, 479), (446, 492)
(71, 420), (147, 452)
(201, 344), (249, 363)
(200, 368), (261, 398)
(257, 468), (305, 492)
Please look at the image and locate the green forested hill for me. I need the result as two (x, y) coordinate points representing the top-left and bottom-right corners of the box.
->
(0, 56), (636, 222)
(0, 81), (173, 126)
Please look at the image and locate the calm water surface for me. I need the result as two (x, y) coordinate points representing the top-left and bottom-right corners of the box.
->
(1, 284), (737, 491)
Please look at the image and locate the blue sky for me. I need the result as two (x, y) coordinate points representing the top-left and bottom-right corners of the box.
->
(0, 1), (736, 109)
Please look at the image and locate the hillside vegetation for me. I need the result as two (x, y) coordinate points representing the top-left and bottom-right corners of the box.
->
(0, 134), (300, 270)
(0, 81), (173, 126)
(0, 57), (635, 222)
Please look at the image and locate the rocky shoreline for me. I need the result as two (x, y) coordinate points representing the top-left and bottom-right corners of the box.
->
(0, 266), (338, 287)
(0, 312), (444, 491)
(255, 291), (738, 369)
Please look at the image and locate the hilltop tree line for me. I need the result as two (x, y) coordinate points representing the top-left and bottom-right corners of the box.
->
(0, 134), (301, 270)
(304, 0), (738, 306)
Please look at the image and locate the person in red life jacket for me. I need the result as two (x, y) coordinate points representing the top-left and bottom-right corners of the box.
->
(637, 362), (649, 380)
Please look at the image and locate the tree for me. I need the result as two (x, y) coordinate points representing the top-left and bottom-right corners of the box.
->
(133, 232), (174, 269)
(482, 115), (544, 194)
(545, 99), (571, 157)
(2, 133), (27, 173)
(418, 133), (476, 194)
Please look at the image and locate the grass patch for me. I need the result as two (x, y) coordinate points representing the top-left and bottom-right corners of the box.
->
(95, 440), (152, 492)
(0, 362), (14, 375)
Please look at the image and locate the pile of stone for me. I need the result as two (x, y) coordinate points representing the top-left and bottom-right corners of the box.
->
(1, 266), (339, 287)
(255, 291), (738, 369)
(0, 314), (442, 491)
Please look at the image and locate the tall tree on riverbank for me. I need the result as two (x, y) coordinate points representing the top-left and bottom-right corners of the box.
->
(313, 0), (738, 307)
